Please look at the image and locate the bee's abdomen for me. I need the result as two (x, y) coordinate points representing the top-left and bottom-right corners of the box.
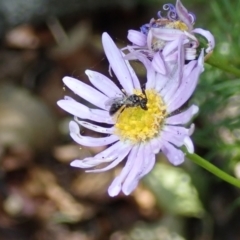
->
(109, 103), (123, 116)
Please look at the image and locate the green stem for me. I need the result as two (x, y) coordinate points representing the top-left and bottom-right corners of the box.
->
(187, 153), (240, 188)
(206, 53), (240, 78)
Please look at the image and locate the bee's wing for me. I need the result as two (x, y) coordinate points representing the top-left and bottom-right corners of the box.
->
(105, 97), (124, 108)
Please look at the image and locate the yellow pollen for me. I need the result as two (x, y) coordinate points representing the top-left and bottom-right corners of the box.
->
(114, 89), (167, 143)
(168, 20), (189, 31)
(151, 20), (188, 52)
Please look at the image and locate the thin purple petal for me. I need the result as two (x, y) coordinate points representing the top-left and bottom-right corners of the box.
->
(167, 49), (204, 112)
(116, 144), (156, 195)
(156, 54), (183, 93)
(57, 99), (89, 118)
(86, 144), (132, 173)
(127, 30), (147, 46)
(69, 121), (119, 147)
(134, 53), (156, 89)
(160, 130), (185, 147)
(151, 28), (186, 41)
(122, 144), (145, 195)
(108, 146), (138, 197)
(57, 99), (113, 124)
(121, 51), (141, 89)
(185, 47), (197, 60)
(89, 109), (114, 124)
(184, 136), (194, 154)
(85, 140), (123, 160)
(192, 28), (215, 53)
(149, 135), (163, 154)
(159, 63), (178, 98)
(75, 119), (114, 134)
(102, 32), (134, 94)
(147, 29), (153, 50)
(152, 52), (167, 75)
(175, 0), (193, 31)
(85, 70), (122, 97)
(166, 105), (199, 124)
(63, 76), (109, 110)
(161, 141), (185, 165)
(70, 141), (124, 168)
(182, 59), (198, 78)
(162, 39), (179, 57)
(163, 125), (190, 138)
(163, 37), (184, 103)
(139, 144), (155, 178)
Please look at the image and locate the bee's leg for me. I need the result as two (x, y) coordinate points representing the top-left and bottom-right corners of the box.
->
(112, 105), (127, 121)
(140, 84), (148, 111)
(140, 101), (148, 110)
(141, 84), (147, 97)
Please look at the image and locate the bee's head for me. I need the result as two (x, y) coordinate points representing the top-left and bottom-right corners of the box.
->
(140, 97), (148, 110)
(141, 98), (147, 104)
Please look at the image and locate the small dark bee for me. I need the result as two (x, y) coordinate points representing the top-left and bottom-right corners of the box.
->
(106, 89), (148, 116)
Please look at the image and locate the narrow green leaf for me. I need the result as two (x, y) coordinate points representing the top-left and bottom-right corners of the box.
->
(206, 53), (240, 78)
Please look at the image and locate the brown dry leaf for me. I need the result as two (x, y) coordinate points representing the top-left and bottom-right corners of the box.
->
(53, 144), (92, 163)
(71, 171), (113, 200)
(0, 207), (16, 228)
(132, 185), (159, 218)
(24, 167), (94, 222)
(1, 143), (33, 171)
(34, 223), (94, 240)
(53, 141), (107, 163)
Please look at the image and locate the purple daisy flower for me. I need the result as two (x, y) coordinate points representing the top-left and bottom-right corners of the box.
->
(57, 32), (204, 197)
(126, 0), (214, 74)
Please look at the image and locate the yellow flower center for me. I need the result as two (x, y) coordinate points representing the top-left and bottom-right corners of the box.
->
(151, 20), (188, 52)
(114, 89), (167, 143)
(152, 19), (189, 31)
(167, 20), (188, 31)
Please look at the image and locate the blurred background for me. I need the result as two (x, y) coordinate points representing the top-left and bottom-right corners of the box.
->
(0, 0), (239, 239)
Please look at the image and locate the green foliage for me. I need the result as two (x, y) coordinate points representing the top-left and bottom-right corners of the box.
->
(143, 162), (204, 217)
(132, 0), (240, 230)
(192, 0), (240, 172)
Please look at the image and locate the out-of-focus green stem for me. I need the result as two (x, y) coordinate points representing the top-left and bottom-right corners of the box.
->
(187, 153), (240, 188)
(206, 52), (240, 78)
